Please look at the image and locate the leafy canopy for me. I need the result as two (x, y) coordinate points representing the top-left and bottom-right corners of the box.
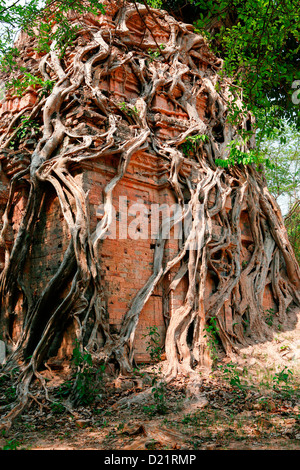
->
(1, 0), (299, 135)
(147, 0), (300, 134)
(0, 0), (106, 69)
(261, 122), (300, 204)
(0, 0), (299, 177)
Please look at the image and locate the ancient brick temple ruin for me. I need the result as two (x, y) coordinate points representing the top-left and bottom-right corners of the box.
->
(0, 1), (298, 373)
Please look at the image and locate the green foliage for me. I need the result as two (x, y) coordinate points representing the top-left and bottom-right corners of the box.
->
(145, 0), (300, 133)
(261, 122), (299, 262)
(273, 366), (293, 386)
(144, 373), (168, 415)
(1, 0), (299, 136)
(262, 122), (300, 202)
(0, 47), (20, 75)
(182, 410), (214, 427)
(59, 340), (106, 407)
(72, 340), (93, 368)
(0, 0), (106, 78)
(118, 101), (138, 117)
(0, 373), (18, 407)
(215, 139), (272, 171)
(285, 201), (300, 264)
(141, 327), (167, 415)
(50, 401), (65, 414)
(53, 380), (73, 400)
(17, 115), (39, 138)
(146, 0), (163, 7)
(39, 1), (105, 55)
(147, 44), (165, 60)
(265, 308), (276, 327)
(203, 316), (220, 361)
(8, 71), (54, 97)
(272, 366), (296, 398)
(71, 341), (94, 406)
(218, 362), (248, 392)
(4, 385), (17, 403)
(1, 438), (21, 450)
(180, 134), (208, 156)
(216, 142), (248, 168)
(9, 115), (40, 149)
(152, 376), (168, 414)
(142, 326), (162, 362)
(192, 0), (300, 130)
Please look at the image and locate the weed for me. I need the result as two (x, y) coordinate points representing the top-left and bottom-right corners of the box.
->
(182, 413), (198, 425)
(182, 410), (215, 434)
(147, 44), (165, 61)
(219, 362), (247, 392)
(257, 367), (275, 390)
(69, 340), (105, 407)
(146, 0), (163, 7)
(118, 101), (138, 117)
(146, 439), (157, 450)
(215, 137), (272, 170)
(203, 316), (220, 362)
(10, 115), (40, 149)
(272, 367), (296, 399)
(102, 419), (109, 427)
(273, 366), (293, 386)
(53, 380), (73, 400)
(143, 373), (168, 416)
(0, 375), (17, 406)
(141, 327), (167, 415)
(2, 439), (21, 450)
(257, 397), (275, 412)
(8, 70), (54, 98)
(151, 375), (168, 415)
(142, 326), (162, 362)
(50, 401), (65, 415)
(142, 404), (156, 415)
(181, 134), (208, 156)
(265, 308), (276, 327)
(39, 79), (55, 98)
(242, 317), (250, 334)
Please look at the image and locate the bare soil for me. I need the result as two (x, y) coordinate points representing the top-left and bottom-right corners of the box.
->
(1, 314), (300, 451)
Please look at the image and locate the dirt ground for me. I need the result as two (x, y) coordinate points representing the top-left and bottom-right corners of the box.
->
(1, 311), (300, 451)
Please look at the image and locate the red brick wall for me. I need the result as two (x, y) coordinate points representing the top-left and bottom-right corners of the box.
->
(0, 146), (278, 362)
